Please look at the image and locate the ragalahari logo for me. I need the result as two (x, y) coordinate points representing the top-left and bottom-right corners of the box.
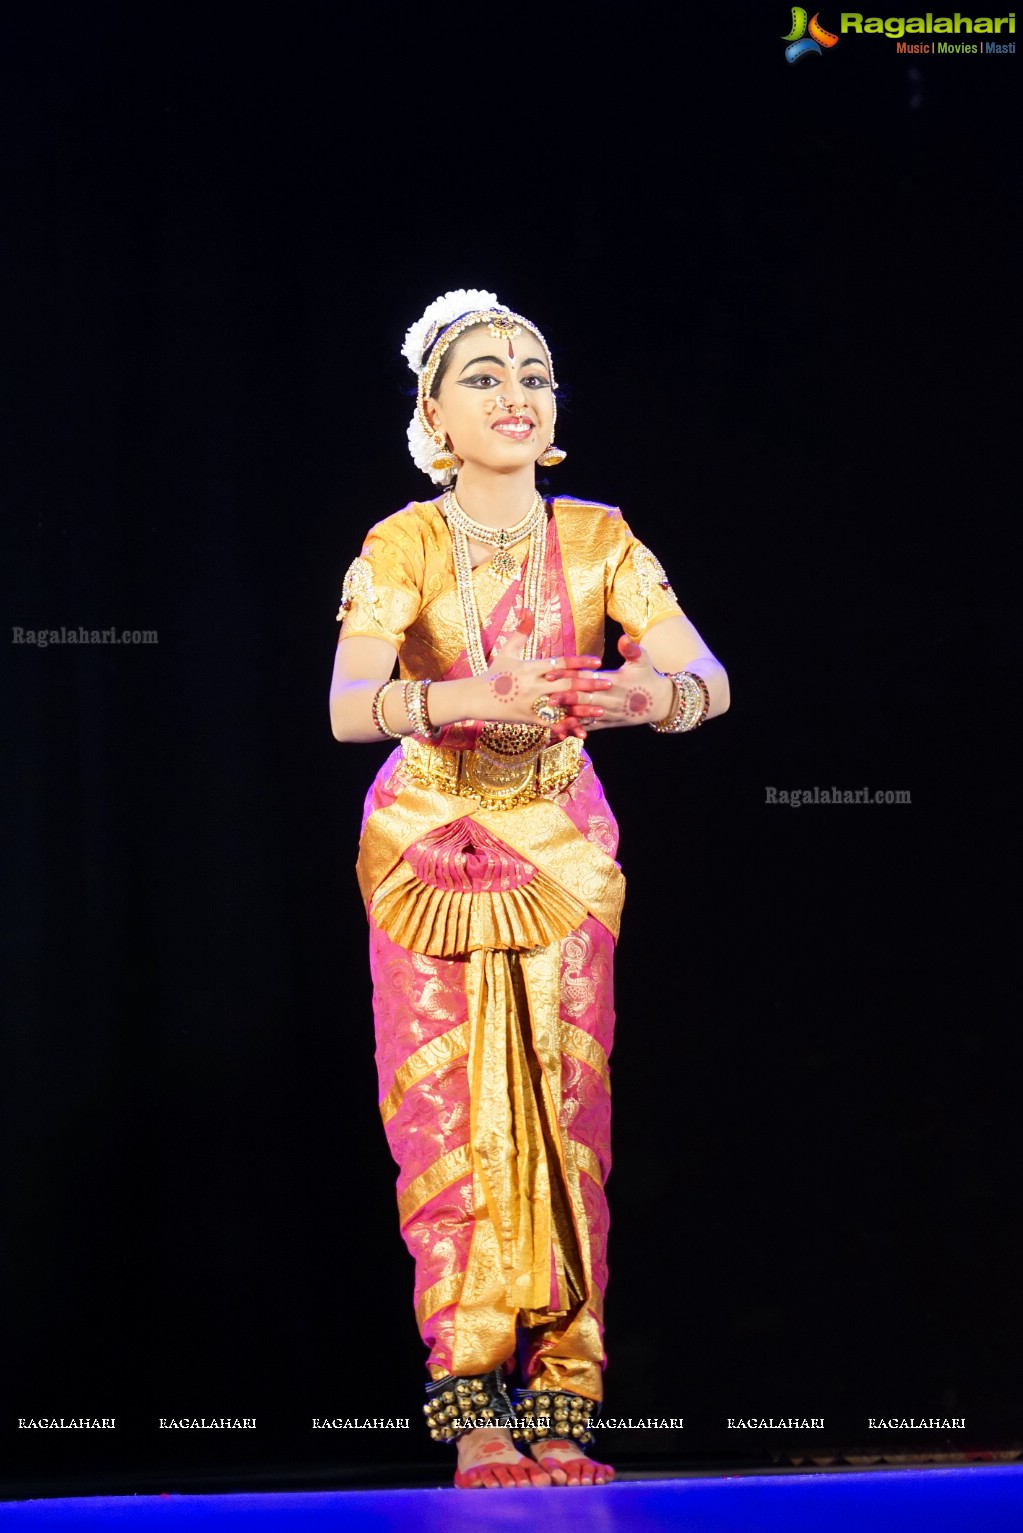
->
(783, 8), (840, 60)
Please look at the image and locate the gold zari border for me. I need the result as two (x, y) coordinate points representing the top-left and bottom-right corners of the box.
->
(415, 1272), (466, 1329)
(571, 1139), (604, 1188)
(560, 1023), (611, 1095)
(397, 1143), (472, 1228)
(379, 1024), (469, 1126)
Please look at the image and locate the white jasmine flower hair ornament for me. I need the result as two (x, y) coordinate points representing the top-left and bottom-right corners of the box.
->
(401, 288), (501, 376)
(402, 288), (561, 486)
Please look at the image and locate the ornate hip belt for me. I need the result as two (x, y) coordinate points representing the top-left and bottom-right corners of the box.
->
(400, 732), (584, 810)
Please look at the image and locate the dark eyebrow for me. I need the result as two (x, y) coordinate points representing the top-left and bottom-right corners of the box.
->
(457, 354), (551, 375)
(458, 355), (504, 375)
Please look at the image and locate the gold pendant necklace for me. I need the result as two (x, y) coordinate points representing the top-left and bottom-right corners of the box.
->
(442, 489), (545, 586)
(490, 540), (520, 582)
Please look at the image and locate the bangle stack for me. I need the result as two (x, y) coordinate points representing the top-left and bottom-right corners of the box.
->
(371, 678), (441, 741)
(650, 671), (710, 734)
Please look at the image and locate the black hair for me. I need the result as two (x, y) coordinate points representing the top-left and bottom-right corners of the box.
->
(426, 333), (459, 398)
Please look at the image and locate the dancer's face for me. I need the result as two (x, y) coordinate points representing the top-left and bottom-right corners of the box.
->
(425, 324), (555, 476)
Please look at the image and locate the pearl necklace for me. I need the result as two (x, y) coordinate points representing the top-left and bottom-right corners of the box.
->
(442, 490), (549, 674)
(442, 489), (546, 582)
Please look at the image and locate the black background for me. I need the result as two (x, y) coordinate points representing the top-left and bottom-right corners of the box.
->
(2, 0), (1019, 1498)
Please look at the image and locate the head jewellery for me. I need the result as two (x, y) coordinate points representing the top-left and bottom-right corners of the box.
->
(402, 289), (560, 485)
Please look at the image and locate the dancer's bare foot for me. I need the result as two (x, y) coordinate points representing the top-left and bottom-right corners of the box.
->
(530, 1437), (615, 1486)
(454, 1426), (553, 1489)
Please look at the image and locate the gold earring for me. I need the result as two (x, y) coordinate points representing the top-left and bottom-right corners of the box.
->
(430, 431), (457, 473)
(538, 442), (566, 467)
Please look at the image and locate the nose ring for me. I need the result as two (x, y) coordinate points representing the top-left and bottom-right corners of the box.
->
(497, 395), (526, 415)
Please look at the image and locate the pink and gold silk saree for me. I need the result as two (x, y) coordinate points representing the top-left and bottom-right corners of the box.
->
(337, 496), (682, 1398)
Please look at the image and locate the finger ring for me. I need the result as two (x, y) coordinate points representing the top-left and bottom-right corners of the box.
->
(532, 695), (565, 726)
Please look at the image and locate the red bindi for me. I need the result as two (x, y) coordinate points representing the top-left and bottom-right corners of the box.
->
(507, 339), (515, 359)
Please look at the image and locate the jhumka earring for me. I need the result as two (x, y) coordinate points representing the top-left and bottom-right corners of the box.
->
(430, 431), (457, 473)
(538, 441), (566, 467)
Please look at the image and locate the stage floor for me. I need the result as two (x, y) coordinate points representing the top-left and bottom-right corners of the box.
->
(2, 1465), (1022, 1530)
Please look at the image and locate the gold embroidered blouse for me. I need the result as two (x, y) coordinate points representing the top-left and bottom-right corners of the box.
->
(336, 496), (684, 676)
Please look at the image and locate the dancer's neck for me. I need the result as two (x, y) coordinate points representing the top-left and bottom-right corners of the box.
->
(447, 463), (540, 529)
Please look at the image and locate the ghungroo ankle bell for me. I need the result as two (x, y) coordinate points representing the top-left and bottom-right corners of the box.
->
(510, 1387), (597, 1448)
(422, 1367), (516, 1444)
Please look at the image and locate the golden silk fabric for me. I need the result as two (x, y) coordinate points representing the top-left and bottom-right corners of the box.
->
(357, 781), (625, 949)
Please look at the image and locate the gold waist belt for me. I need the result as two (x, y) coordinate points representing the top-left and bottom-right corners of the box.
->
(401, 732), (584, 810)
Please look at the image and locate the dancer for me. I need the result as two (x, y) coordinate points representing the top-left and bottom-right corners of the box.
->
(329, 289), (729, 1488)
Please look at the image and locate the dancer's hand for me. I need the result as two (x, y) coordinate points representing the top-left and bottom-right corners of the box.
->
(479, 611), (611, 741)
(550, 633), (674, 734)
